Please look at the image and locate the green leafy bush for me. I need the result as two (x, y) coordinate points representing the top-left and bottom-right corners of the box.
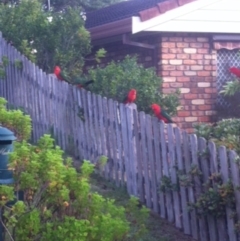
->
(194, 118), (240, 153)
(88, 55), (180, 115)
(0, 97), (149, 241)
(0, 97), (31, 140)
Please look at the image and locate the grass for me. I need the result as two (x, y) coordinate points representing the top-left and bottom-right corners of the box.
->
(89, 173), (196, 241)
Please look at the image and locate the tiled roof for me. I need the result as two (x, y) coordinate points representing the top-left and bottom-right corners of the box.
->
(85, 0), (167, 29)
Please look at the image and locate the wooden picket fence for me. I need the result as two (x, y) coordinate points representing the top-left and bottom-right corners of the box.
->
(1, 32), (240, 241)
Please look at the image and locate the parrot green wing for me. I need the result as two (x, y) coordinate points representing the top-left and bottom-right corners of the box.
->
(161, 109), (173, 123)
(60, 70), (71, 83)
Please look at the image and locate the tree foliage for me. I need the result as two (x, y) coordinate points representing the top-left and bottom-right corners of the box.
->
(88, 55), (180, 115)
(0, 0), (91, 77)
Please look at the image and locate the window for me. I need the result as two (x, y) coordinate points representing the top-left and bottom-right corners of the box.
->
(216, 49), (240, 108)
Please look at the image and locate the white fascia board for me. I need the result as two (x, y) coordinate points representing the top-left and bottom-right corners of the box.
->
(145, 20), (240, 34)
(132, 0), (221, 34)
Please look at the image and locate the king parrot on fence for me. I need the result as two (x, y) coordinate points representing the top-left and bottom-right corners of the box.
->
(151, 103), (174, 123)
(123, 89), (137, 104)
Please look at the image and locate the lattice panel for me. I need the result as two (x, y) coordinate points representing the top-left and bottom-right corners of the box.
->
(217, 49), (240, 108)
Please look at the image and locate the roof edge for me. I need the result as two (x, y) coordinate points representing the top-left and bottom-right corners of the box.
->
(87, 18), (132, 41)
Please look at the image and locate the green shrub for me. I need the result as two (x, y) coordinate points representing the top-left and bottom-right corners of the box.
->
(194, 118), (240, 153)
(0, 97), (149, 241)
(0, 97), (31, 141)
(88, 55), (180, 115)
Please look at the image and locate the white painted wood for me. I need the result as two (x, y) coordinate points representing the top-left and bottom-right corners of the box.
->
(132, 0), (220, 34)
(132, 0), (240, 34)
(145, 20), (240, 34)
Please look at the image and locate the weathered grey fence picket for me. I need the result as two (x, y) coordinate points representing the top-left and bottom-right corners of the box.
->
(1, 32), (240, 241)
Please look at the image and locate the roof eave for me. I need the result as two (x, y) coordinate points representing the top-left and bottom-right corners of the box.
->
(87, 17), (132, 41)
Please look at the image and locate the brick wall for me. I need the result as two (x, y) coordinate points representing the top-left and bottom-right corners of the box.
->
(160, 33), (217, 132)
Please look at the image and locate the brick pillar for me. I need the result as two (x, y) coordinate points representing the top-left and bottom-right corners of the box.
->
(160, 35), (217, 132)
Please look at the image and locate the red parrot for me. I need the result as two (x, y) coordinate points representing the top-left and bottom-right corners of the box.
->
(151, 104), (174, 123)
(123, 89), (137, 104)
(229, 67), (240, 78)
(54, 66), (70, 82)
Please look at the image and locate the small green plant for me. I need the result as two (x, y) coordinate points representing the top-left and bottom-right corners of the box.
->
(159, 175), (178, 193)
(14, 59), (23, 71)
(0, 97), (31, 140)
(0, 65), (5, 79)
(2, 56), (9, 67)
(189, 177), (235, 218)
(194, 119), (240, 154)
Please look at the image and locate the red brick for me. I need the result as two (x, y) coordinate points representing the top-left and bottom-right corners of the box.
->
(170, 71), (183, 76)
(162, 43), (176, 48)
(204, 54), (213, 59)
(198, 105), (212, 110)
(191, 54), (203, 59)
(190, 43), (203, 48)
(169, 48), (183, 54)
(183, 59), (197, 65)
(162, 83), (170, 88)
(198, 94), (211, 99)
(192, 111), (205, 116)
(184, 94), (198, 99)
(204, 66), (212, 71)
(198, 71), (211, 77)
(177, 65), (190, 70)
(212, 66), (217, 71)
(198, 116), (211, 122)
(177, 54), (190, 59)
(197, 49), (209, 54)
(170, 83), (183, 87)
(185, 105), (197, 111)
(184, 37), (197, 42)
(177, 77), (191, 82)
(162, 48), (169, 53)
(190, 88), (204, 94)
(169, 37), (183, 42)
(163, 88), (176, 94)
(177, 42), (189, 48)
(161, 71), (170, 76)
(162, 65), (176, 70)
(178, 111), (191, 117)
(205, 88), (217, 94)
(203, 43), (210, 48)
(198, 60), (211, 65)
(205, 99), (215, 104)
(162, 54), (176, 59)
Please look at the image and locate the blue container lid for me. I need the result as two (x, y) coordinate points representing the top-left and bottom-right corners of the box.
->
(0, 126), (16, 141)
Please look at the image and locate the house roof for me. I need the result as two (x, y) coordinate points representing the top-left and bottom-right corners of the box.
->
(87, 0), (240, 42)
(132, 0), (240, 34)
(85, 0), (167, 29)
(86, 0), (197, 41)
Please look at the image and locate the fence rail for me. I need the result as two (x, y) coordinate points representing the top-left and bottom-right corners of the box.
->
(1, 32), (240, 241)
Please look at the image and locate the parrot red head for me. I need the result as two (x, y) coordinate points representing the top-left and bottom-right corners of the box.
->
(54, 66), (61, 75)
(129, 89), (137, 96)
(151, 104), (161, 114)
